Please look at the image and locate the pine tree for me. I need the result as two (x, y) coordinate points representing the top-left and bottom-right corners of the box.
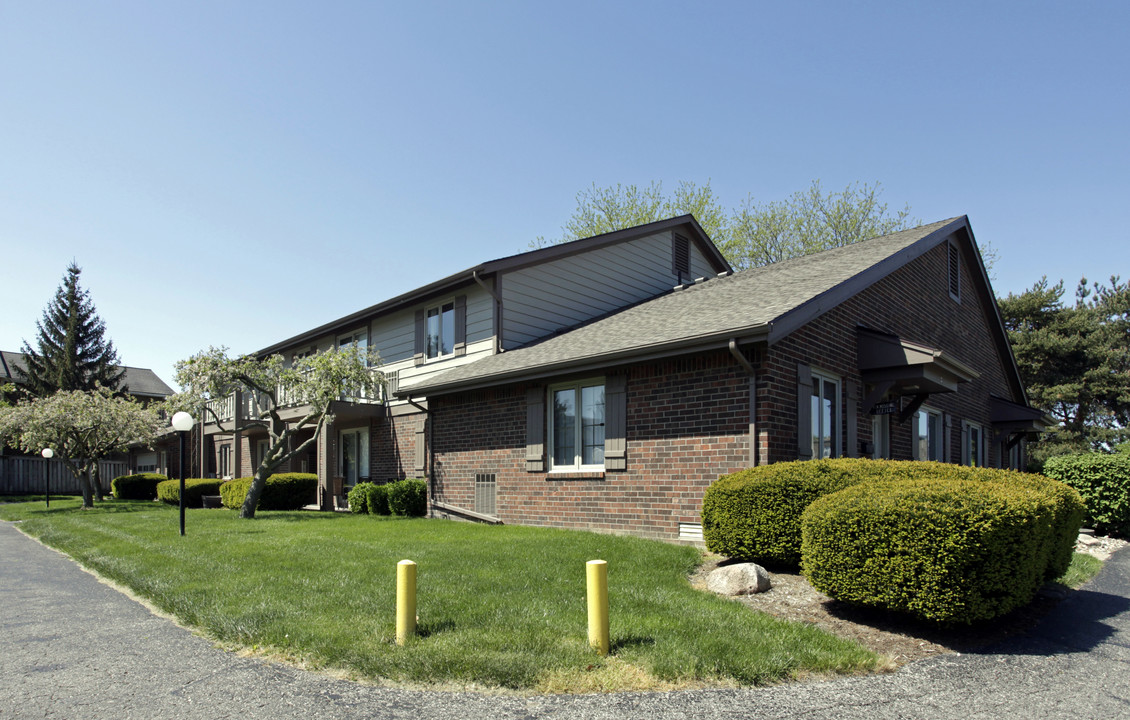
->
(19, 263), (125, 396)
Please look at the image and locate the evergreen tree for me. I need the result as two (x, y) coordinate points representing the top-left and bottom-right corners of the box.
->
(999, 275), (1130, 464)
(19, 263), (125, 396)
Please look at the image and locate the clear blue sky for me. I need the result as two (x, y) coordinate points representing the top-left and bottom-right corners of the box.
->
(2, 1), (1126, 389)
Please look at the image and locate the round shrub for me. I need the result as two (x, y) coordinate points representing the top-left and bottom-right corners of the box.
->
(111, 473), (167, 500)
(702, 459), (896, 565)
(220, 473), (318, 511)
(157, 478), (225, 507)
(220, 478), (253, 509)
(1043, 453), (1130, 537)
(387, 478), (427, 517)
(366, 482), (391, 516)
(801, 473), (1083, 624)
(348, 482), (375, 514)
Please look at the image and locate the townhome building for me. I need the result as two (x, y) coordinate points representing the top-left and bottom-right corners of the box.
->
(193, 213), (1048, 541)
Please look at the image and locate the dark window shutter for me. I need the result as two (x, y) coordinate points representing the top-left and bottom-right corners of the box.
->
(413, 309), (426, 366)
(604, 375), (627, 471)
(525, 386), (545, 472)
(943, 413), (953, 464)
(414, 418), (427, 475)
(454, 295), (467, 357)
(797, 363), (813, 460)
(845, 381), (859, 458)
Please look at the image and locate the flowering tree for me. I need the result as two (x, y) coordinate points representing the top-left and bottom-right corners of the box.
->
(169, 346), (382, 518)
(0, 389), (163, 508)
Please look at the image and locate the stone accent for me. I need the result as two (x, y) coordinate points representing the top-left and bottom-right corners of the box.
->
(707, 563), (772, 595)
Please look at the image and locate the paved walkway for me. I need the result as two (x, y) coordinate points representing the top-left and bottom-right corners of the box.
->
(3, 519), (1129, 719)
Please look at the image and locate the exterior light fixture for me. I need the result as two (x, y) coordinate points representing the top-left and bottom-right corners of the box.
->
(171, 412), (195, 536)
(41, 448), (54, 508)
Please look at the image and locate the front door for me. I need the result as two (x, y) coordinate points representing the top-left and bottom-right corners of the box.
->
(340, 427), (370, 491)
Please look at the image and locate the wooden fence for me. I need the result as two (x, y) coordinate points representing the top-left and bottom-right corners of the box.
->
(0, 457), (129, 495)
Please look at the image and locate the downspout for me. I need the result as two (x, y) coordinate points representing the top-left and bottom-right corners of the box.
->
(728, 339), (759, 467)
(472, 270), (503, 354)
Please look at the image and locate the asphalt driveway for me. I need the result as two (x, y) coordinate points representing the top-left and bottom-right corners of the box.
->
(2, 519), (1128, 719)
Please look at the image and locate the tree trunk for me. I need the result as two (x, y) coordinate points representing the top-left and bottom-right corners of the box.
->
(239, 470), (269, 519)
(79, 469), (95, 509)
(91, 463), (103, 502)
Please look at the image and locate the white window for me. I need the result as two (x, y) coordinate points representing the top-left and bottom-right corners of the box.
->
(218, 445), (232, 479)
(549, 379), (605, 470)
(340, 427), (370, 487)
(338, 330), (369, 364)
(426, 302), (455, 359)
(811, 372), (840, 459)
(963, 421), (984, 467)
(871, 414), (889, 459)
(256, 439), (270, 470)
(913, 408), (943, 461)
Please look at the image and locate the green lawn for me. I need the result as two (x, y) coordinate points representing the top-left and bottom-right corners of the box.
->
(0, 498), (877, 691)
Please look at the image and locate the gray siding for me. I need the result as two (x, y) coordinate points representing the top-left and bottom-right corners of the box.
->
(501, 230), (685, 349)
(690, 241), (718, 281)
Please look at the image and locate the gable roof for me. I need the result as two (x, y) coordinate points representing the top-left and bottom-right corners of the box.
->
(256, 215), (729, 357)
(0, 351), (175, 399)
(400, 216), (1026, 401)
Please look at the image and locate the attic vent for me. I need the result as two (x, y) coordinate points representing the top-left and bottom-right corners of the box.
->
(672, 233), (691, 283)
(947, 240), (961, 301)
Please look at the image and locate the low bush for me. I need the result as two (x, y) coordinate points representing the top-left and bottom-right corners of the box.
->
(367, 483), (391, 516)
(111, 473), (167, 500)
(801, 473), (1084, 623)
(219, 478), (253, 509)
(387, 478), (427, 517)
(702, 459), (896, 565)
(1043, 453), (1130, 537)
(157, 479), (226, 508)
(348, 482), (374, 514)
(220, 473), (318, 511)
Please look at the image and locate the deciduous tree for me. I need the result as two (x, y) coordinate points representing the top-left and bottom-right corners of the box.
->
(0, 388), (163, 507)
(19, 263), (125, 396)
(169, 346), (382, 518)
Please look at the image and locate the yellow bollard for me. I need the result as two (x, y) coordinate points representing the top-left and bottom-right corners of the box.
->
(586, 559), (609, 656)
(396, 559), (417, 646)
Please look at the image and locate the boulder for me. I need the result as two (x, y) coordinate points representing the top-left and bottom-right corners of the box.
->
(707, 562), (772, 595)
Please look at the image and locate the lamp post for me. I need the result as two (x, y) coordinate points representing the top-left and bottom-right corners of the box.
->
(171, 411), (195, 536)
(41, 448), (53, 508)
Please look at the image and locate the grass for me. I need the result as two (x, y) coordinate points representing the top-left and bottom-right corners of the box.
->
(0, 498), (877, 691)
(1061, 552), (1104, 588)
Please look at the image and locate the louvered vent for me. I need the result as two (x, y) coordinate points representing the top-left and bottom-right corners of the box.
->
(475, 473), (497, 516)
(947, 241), (961, 300)
(672, 233), (691, 283)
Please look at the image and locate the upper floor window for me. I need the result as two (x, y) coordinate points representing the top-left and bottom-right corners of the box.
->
(338, 330), (369, 365)
(549, 379), (605, 470)
(811, 371), (840, 459)
(427, 302), (455, 359)
(913, 408), (943, 461)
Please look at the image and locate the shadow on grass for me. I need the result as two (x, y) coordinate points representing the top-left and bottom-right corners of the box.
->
(416, 619), (456, 638)
(611, 635), (657, 651)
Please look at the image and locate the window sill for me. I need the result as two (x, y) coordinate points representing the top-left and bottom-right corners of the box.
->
(545, 470), (605, 481)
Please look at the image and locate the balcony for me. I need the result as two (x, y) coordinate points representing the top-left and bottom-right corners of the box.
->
(203, 367), (387, 431)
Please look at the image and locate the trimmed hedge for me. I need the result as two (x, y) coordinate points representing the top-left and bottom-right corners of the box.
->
(157, 478), (225, 508)
(346, 482), (393, 515)
(111, 473), (167, 500)
(387, 478), (427, 517)
(348, 482), (375, 514)
(367, 482), (391, 516)
(801, 474), (1083, 623)
(219, 473), (318, 511)
(702, 459), (1082, 573)
(1043, 453), (1130, 537)
(701, 459), (898, 565)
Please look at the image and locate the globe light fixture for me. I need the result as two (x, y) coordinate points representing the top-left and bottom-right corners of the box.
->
(41, 448), (54, 508)
(171, 412), (195, 535)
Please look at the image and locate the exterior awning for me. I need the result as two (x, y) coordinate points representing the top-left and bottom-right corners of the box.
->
(991, 395), (1056, 434)
(857, 329), (979, 413)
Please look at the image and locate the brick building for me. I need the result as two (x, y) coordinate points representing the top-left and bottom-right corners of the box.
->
(402, 216), (1048, 541)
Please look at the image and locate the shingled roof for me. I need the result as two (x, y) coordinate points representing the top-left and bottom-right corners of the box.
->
(0, 351), (175, 399)
(399, 216), (1011, 397)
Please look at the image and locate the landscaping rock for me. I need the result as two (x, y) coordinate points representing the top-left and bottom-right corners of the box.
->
(707, 562), (772, 595)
